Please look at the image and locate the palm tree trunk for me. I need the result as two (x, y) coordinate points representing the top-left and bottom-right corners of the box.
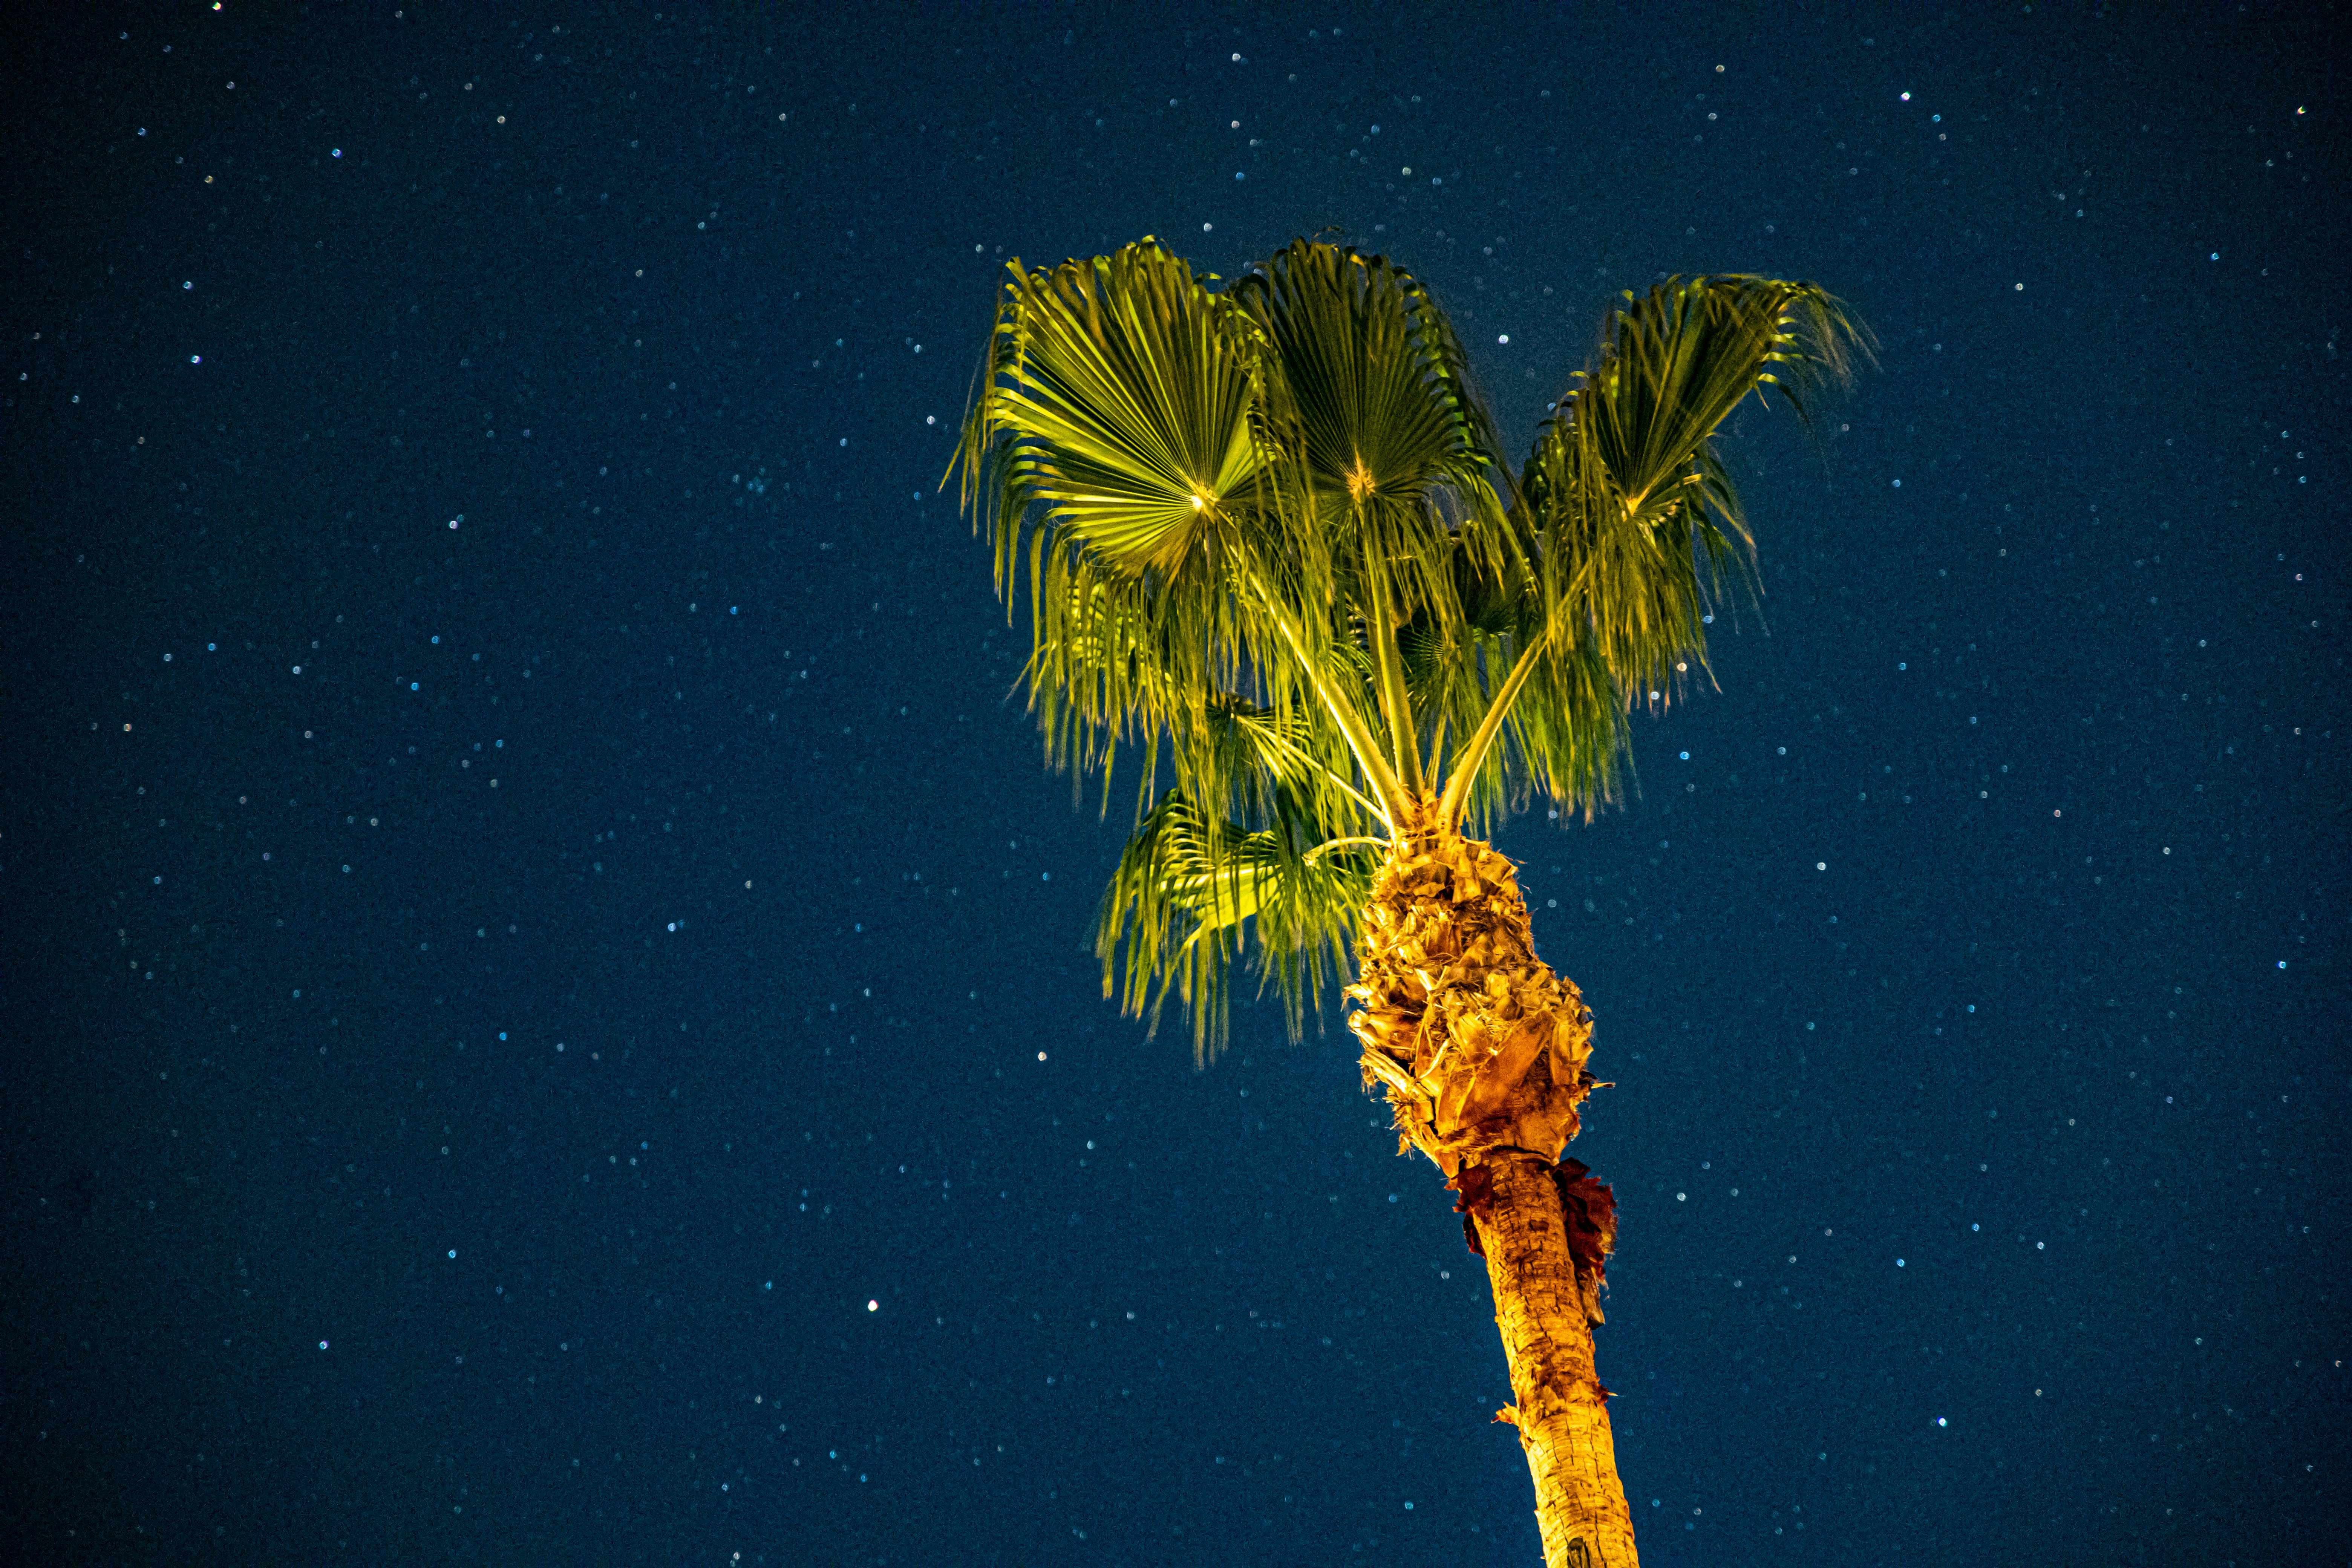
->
(1348, 801), (1639, 1565)
(1467, 1156), (1639, 1567)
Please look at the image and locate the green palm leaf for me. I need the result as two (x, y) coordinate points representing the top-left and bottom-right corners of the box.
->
(955, 239), (1273, 580)
(1432, 276), (1871, 832)
(1095, 788), (1380, 1061)
(1231, 241), (1519, 792)
(1230, 240), (1506, 538)
(949, 239), (1328, 828)
(1523, 275), (1872, 710)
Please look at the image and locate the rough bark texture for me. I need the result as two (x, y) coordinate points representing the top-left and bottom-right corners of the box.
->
(1346, 798), (1638, 1566)
(1471, 1157), (1638, 1567)
(1347, 806), (1598, 1179)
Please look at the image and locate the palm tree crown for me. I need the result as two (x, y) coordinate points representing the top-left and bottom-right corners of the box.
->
(950, 236), (1867, 1059)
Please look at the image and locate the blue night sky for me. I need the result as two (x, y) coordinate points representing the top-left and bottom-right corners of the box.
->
(4, 6), (2343, 1564)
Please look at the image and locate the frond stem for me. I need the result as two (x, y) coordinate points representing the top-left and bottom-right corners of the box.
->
(1288, 756), (1391, 832)
(1434, 531), (1619, 833)
(1243, 712), (1391, 829)
(1242, 570), (1408, 825)
(1363, 556), (1425, 799)
(1303, 835), (1390, 864)
(1435, 628), (1548, 833)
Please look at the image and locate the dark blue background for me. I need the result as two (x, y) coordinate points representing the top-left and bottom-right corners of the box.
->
(6, 5), (2343, 1564)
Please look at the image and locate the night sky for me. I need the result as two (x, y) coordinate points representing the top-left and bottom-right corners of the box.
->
(6, 6), (2344, 1565)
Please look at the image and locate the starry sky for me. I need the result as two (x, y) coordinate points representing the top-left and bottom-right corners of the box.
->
(5, 6), (2344, 1565)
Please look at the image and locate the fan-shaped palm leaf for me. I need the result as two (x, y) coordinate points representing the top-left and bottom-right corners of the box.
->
(955, 239), (1272, 580)
(1528, 274), (1870, 706)
(951, 239), (1410, 841)
(1095, 787), (1381, 1061)
(1434, 276), (1871, 831)
(1231, 241), (1518, 793)
(1230, 240), (1507, 547)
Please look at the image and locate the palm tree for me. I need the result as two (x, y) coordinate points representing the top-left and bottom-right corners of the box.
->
(949, 236), (1867, 1568)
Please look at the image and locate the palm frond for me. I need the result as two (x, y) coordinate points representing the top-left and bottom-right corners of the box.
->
(1095, 788), (1381, 1061)
(1230, 242), (1521, 792)
(1430, 277), (1870, 830)
(952, 239), (1273, 582)
(1524, 275), (1873, 712)
(946, 239), (1357, 826)
(1230, 240), (1510, 562)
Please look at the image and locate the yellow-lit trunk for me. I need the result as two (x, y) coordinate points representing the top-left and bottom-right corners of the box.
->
(1470, 1157), (1639, 1566)
(1347, 799), (1638, 1566)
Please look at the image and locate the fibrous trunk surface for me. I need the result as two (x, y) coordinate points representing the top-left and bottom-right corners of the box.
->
(1347, 798), (1637, 1566)
(1348, 801), (1598, 1178)
(1468, 1156), (1637, 1567)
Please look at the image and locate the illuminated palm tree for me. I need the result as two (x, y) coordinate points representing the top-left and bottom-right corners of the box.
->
(950, 236), (1866, 1568)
